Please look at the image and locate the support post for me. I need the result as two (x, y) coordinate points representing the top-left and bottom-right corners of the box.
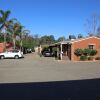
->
(60, 43), (63, 60)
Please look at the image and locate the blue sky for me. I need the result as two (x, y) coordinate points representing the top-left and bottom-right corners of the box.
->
(0, 0), (100, 39)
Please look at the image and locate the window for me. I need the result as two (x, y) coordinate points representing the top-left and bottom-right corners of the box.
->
(88, 45), (95, 49)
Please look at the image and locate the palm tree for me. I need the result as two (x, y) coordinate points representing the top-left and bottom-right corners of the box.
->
(0, 10), (11, 51)
(7, 20), (23, 49)
(17, 24), (25, 51)
(20, 29), (30, 51)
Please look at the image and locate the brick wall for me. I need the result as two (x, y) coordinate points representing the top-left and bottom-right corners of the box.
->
(0, 43), (4, 53)
(72, 37), (100, 61)
(0, 42), (16, 53)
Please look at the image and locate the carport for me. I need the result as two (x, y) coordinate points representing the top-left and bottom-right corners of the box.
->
(49, 41), (72, 60)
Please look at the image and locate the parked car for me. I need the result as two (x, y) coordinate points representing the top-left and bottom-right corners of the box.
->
(27, 48), (32, 53)
(0, 50), (24, 59)
(43, 51), (54, 57)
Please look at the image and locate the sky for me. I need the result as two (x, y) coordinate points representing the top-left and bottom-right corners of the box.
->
(0, 0), (100, 39)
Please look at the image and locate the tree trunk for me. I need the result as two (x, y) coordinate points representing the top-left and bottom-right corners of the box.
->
(12, 33), (16, 49)
(13, 38), (16, 49)
(4, 33), (6, 51)
(20, 40), (23, 51)
(3, 26), (7, 51)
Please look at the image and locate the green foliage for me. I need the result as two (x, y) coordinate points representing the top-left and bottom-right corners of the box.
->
(57, 36), (66, 42)
(90, 49), (97, 56)
(0, 10), (11, 32)
(80, 55), (88, 61)
(88, 56), (94, 60)
(75, 48), (98, 61)
(74, 48), (83, 56)
(40, 35), (55, 45)
(0, 10), (56, 50)
(22, 40), (34, 50)
(83, 48), (91, 56)
(0, 33), (12, 42)
(0, 34), (4, 42)
(81, 48), (97, 56)
(95, 57), (100, 60)
(52, 47), (57, 55)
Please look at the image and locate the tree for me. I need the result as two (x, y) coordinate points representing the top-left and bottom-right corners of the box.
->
(49, 35), (55, 43)
(7, 19), (24, 49)
(57, 36), (66, 42)
(69, 35), (76, 40)
(40, 35), (55, 45)
(20, 30), (30, 49)
(0, 10), (11, 30)
(97, 26), (100, 37)
(0, 10), (11, 50)
(22, 30), (32, 48)
(33, 34), (41, 46)
(78, 34), (83, 38)
(0, 32), (4, 42)
(84, 13), (100, 36)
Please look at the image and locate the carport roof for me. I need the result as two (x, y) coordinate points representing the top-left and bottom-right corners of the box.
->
(49, 40), (73, 46)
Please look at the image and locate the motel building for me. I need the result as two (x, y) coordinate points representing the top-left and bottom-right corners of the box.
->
(49, 36), (100, 61)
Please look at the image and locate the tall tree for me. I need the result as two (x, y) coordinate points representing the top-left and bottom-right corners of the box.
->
(33, 34), (41, 46)
(69, 35), (76, 40)
(78, 34), (83, 38)
(40, 35), (55, 45)
(0, 10), (11, 50)
(57, 36), (66, 42)
(20, 29), (30, 51)
(97, 26), (100, 37)
(7, 20), (23, 49)
(84, 13), (100, 36)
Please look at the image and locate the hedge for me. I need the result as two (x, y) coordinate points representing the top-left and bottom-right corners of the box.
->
(95, 57), (100, 60)
(80, 56), (88, 61)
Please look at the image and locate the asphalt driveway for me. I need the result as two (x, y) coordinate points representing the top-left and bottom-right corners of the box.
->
(0, 53), (100, 83)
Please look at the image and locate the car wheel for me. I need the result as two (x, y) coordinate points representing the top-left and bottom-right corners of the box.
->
(15, 55), (19, 59)
(1, 55), (5, 59)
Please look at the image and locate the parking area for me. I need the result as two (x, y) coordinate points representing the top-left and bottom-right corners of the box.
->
(0, 53), (100, 83)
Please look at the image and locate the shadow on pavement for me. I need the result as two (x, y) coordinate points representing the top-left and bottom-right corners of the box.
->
(0, 78), (100, 100)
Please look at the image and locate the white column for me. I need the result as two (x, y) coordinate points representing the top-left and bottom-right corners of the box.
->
(57, 46), (59, 58)
(60, 44), (63, 60)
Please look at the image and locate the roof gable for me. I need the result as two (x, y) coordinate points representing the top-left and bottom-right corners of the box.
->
(71, 36), (100, 44)
(49, 36), (100, 46)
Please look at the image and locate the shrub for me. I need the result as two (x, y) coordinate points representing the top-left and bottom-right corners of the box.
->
(90, 49), (97, 56)
(74, 48), (83, 56)
(80, 55), (88, 61)
(75, 48), (98, 61)
(83, 48), (91, 56)
(88, 56), (94, 60)
(95, 57), (100, 60)
(83, 48), (97, 56)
